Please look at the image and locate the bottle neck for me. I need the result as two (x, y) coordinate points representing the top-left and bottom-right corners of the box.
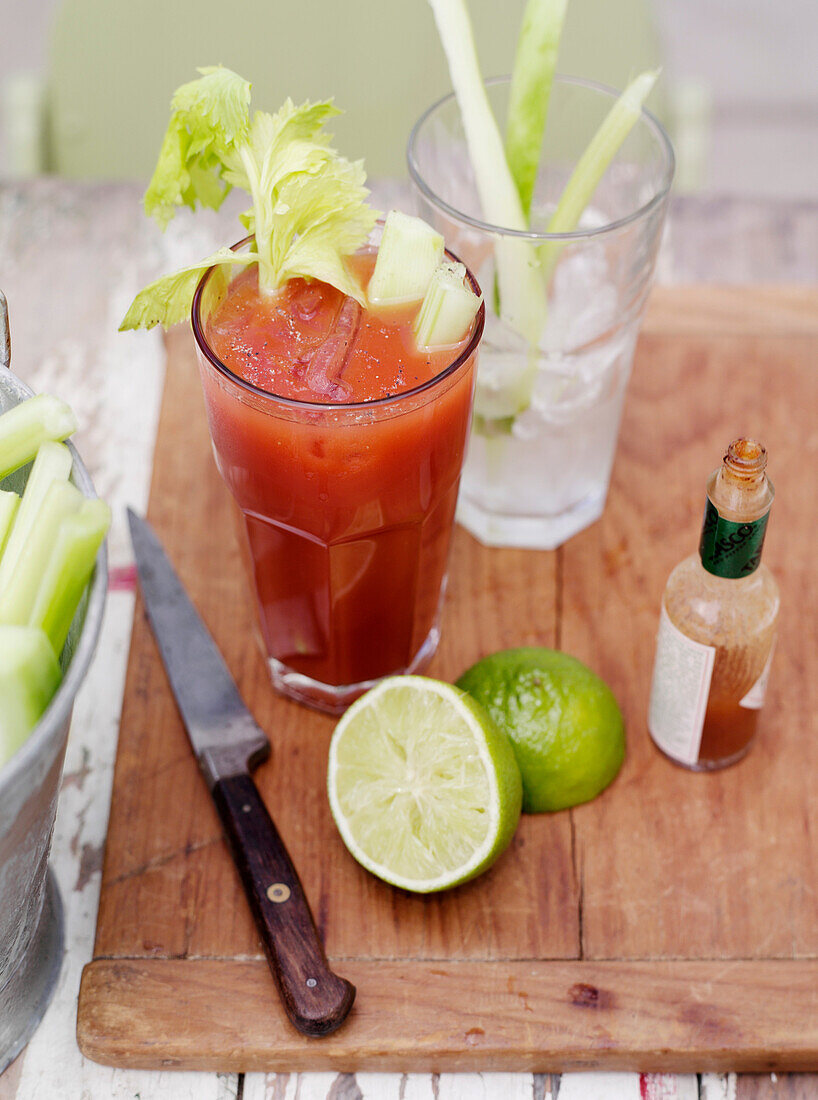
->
(698, 440), (774, 578)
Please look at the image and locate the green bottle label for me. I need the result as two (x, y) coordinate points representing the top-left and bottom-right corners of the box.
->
(699, 498), (769, 578)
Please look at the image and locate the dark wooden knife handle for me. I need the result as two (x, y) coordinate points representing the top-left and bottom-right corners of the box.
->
(212, 772), (355, 1037)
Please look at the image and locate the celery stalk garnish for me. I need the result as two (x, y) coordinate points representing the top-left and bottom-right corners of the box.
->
(0, 480), (83, 627)
(28, 498), (111, 655)
(0, 626), (62, 768)
(505, 0), (568, 218)
(0, 490), (19, 559)
(426, 0), (546, 347)
(0, 394), (77, 479)
(121, 67), (378, 330)
(0, 440), (73, 590)
(539, 69), (659, 278)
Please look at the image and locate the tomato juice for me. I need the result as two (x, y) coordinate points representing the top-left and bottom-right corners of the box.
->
(192, 244), (483, 712)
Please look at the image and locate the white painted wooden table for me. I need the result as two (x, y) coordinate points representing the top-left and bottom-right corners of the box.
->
(1, 180), (816, 1100)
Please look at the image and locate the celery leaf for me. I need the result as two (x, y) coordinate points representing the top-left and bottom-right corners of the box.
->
(256, 147), (377, 301)
(223, 99), (377, 298)
(119, 247), (257, 331)
(144, 65), (251, 229)
(124, 74), (379, 328)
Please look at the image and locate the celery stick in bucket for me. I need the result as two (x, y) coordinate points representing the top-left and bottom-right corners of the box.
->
(0, 358), (108, 1074)
(409, 0), (673, 550)
(0, 394), (110, 765)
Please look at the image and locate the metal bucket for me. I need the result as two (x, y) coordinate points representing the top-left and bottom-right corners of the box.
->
(0, 355), (108, 1071)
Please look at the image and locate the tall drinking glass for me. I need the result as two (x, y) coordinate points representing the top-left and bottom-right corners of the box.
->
(408, 75), (674, 549)
(192, 241), (484, 713)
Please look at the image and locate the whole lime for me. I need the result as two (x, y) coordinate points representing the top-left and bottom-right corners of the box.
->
(456, 648), (625, 813)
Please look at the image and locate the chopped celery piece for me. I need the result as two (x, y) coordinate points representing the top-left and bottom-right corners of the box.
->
(0, 625), (61, 768)
(427, 0), (546, 344)
(414, 261), (482, 350)
(0, 394), (77, 479)
(0, 480), (83, 627)
(29, 498), (111, 655)
(0, 490), (20, 558)
(505, 0), (568, 218)
(0, 441), (73, 590)
(367, 211), (444, 306)
(539, 69), (659, 278)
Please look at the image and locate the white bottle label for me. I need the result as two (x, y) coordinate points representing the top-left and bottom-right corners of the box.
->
(739, 640), (776, 710)
(648, 604), (716, 765)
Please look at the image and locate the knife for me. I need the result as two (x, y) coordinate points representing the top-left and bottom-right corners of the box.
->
(127, 509), (355, 1037)
(1, 291), (10, 368)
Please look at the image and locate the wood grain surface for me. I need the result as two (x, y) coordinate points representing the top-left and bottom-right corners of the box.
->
(78, 958), (818, 1073)
(564, 328), (817, 962)
(77, 289), (818, 1073)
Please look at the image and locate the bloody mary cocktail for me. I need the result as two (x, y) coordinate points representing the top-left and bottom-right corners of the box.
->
(192, 241), (483, 712)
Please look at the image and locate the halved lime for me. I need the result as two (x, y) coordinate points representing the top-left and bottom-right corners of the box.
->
(327, 675), (522, 893)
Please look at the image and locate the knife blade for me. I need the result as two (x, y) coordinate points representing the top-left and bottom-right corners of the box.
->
(127, 508), (355, 1037)
(1, 291), (10, 369)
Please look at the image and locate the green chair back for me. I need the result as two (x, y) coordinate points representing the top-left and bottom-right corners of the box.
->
(47, 0), (662, 179)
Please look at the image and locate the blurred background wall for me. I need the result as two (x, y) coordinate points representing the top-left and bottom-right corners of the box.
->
(0, 0), (816, 198)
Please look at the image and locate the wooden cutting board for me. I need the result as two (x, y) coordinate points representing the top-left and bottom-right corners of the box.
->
(77, 286), (818, 1073)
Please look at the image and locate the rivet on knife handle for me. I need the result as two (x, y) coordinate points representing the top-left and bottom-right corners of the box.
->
(212, 772), (355, 1036)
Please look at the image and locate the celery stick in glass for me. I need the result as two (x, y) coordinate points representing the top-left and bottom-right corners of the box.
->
(0, 490), (20, 558)
(539, 69), (659, 278)
(367, 211), (444, 305)
(426, 0), (545, 345)
(0, 441), (73, 589)
(504, 69), (659, 416)
(414, 261), (482, 350)
(0, 393), (77, 479)
(0, 625), (62, 768)
(505, 0), (568, 218)
(28, 498), (111, 655)
(0, 480), (83, 627)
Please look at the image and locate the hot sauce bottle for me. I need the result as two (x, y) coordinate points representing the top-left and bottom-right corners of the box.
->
(648, 439), (779, 770)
